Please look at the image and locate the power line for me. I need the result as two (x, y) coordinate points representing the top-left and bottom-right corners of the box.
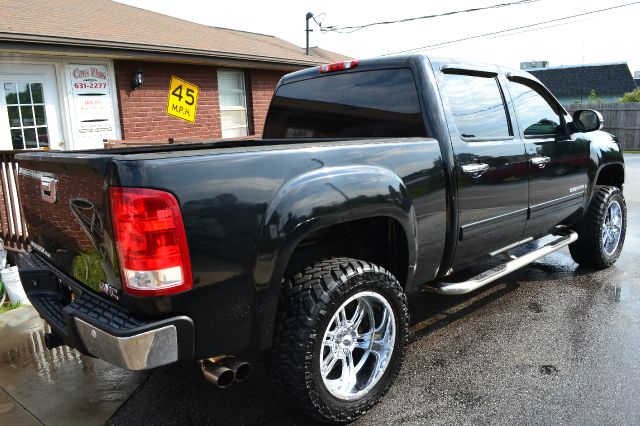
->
(484, 17), (593, 42)
(318, 0), (540, 34)
(383, 1), (640, 56)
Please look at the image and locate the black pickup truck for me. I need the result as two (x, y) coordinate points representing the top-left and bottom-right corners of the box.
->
(16, 55), (626, 423)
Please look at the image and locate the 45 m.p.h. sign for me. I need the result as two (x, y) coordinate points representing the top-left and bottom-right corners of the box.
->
(166, 76), (198, 123)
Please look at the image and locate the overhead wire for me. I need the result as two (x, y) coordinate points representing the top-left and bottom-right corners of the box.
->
(382, 1), (640, 55)
(317, 0), (540, 34)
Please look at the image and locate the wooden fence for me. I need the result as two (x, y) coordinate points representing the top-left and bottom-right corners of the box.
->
(564, 102), (640, 150)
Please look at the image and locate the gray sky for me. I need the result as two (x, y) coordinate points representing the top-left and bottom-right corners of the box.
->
(115, 0), (639, 74)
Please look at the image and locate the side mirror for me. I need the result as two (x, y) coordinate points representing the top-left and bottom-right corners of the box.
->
(573, 109), (603, 133)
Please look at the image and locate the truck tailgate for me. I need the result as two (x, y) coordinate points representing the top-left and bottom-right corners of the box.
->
(16, 152), (119, 299)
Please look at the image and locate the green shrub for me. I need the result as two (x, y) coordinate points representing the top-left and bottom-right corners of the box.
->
(621, 88), (640, 102)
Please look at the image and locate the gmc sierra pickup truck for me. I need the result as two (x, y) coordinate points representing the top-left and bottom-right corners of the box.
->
(16, 55), (626, 423)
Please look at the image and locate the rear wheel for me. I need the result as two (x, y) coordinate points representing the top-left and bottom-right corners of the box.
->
(266, 258), (409, 423)
(569, 185), (626, 269)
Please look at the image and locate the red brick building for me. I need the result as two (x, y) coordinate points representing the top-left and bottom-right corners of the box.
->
(0, 0), (347, 151)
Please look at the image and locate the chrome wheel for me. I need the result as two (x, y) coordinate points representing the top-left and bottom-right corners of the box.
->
(320, 291), (396, 401)
(602, 200), (623, 255)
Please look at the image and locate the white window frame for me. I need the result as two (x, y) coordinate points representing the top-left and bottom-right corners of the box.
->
(217, 69), (249, 138)
(2, 79), (53, 150)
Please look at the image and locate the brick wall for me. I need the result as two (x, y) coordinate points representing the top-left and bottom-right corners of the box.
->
(115, 60), (222, 141)
(115, 61), (286, 141)
(248, 70), (284, 137)
(19, 172), (101, 252)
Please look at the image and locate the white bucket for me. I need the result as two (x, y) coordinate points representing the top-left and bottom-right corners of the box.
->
(1, 266), (30, 306)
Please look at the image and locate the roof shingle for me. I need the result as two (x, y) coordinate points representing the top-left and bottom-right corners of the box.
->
(527, 62), (637, 100)
(0, 0), (347, 67)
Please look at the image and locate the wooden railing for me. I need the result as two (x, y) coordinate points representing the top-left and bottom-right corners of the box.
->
(0, 150), (28, 251)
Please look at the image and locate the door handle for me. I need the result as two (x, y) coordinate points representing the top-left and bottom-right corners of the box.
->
(461, 163), (489, 177)
(530, 156), (551, 168)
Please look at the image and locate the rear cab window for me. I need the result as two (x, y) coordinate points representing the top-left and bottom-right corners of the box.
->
(263, 69), (427, 139)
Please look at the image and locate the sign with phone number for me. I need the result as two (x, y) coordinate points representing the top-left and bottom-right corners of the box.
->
(166, 76), (198, 123)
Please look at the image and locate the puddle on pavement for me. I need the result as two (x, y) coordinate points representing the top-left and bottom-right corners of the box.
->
(0, 307), (81, 383)
(0, 306), (148, 426)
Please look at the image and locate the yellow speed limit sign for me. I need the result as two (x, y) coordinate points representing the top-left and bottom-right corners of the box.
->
(167, 76), (198, 123)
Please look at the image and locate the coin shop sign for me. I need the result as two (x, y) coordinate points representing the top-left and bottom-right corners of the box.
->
(166, 76), (198, 123)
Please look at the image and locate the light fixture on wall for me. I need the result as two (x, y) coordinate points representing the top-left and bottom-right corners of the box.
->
(131, 68), (144, 90)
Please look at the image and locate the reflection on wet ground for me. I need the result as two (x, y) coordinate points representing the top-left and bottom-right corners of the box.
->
(0, 307), (148, 426)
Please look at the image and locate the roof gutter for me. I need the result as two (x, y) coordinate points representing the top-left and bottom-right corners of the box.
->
(0, 32), (325, 70)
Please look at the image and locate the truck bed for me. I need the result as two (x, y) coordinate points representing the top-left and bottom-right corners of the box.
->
(18, 137), (403, 175)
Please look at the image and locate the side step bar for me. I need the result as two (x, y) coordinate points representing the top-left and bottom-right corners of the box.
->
(425, 231), (578, 296)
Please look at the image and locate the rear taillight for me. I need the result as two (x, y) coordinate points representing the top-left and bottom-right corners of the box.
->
(319, 60), (360, 73)
(109, 187), (192, 296)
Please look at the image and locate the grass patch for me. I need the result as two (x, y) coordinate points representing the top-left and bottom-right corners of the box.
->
(0, 302), (21, 314)
(0, 279), (22, 313)
(624, 150), (640, 154)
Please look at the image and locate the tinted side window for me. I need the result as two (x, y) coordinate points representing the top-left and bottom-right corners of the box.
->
(443, 73), (511, 139)
(508, 81), (561, 137)
(263, 69), (427, 139)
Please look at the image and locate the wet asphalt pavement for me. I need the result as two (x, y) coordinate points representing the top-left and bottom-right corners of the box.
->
(106, 154), (638, 425)
(0, 306), (148, 425)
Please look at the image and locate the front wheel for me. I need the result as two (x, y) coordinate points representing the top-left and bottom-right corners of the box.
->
(569, 185), (627, 269)
(266, 258), (409, 423)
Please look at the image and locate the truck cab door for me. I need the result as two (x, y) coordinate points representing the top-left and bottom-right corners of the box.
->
(505, 76), (590, 238)
(437, 66), (529, 271)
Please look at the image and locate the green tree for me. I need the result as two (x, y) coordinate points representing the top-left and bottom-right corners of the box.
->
(621, 88), (640, 102)
(587, 89), (602, 103)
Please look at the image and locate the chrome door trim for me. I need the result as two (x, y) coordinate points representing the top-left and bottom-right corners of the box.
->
(530, 156), (551, 168)
(530, 191), (584, 213)
(461, 163), (489, 177)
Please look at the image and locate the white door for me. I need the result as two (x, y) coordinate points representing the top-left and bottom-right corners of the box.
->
(0, 64), (64, 150)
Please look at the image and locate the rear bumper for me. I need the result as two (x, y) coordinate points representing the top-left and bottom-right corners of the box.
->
(17, 251), (194, 370)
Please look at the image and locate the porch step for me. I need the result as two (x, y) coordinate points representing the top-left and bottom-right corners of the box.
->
(424, 231), (578, 296)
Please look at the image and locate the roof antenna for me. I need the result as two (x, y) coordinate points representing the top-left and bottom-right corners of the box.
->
(306, 12), (314, 55)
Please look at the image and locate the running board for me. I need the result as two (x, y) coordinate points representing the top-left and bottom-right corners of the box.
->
(425, 231), (578, 296)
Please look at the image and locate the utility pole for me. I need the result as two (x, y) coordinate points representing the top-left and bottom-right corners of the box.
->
(305, 12), (313, 55)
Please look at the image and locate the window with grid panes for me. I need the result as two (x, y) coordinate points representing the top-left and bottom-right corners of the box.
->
(3, 82), (49, 149)
(217, 70), (248, 138)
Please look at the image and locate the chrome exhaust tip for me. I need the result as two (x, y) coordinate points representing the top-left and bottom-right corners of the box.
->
(201, 359), (235, 389)
(218, 356), (252, 382)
